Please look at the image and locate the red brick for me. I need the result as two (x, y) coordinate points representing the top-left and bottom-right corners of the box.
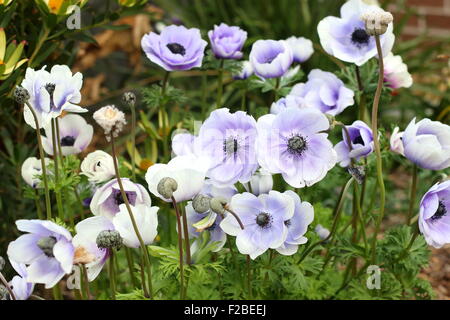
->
(425, 14), (450, 29)
(393, 12), (420, 27)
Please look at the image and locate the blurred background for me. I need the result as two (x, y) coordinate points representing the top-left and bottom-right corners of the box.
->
(0, 0), (449, 298)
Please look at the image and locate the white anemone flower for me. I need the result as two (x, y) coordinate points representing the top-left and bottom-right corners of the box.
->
(80, 150), (116, 184)
(21, 157), (51, 188)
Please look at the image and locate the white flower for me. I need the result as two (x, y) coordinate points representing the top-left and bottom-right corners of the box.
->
(233, 60), (254, 80)
(93, 105), (127, 141)
(21, 157), (50, 188)
(145, 155), (209, 202)
(21, 65), (86, 129)
(390, 126), (405, 156)
(243, 168), (273, 196)
(80, 151), (115, 184)
(383, 52), (412, 89)
(113, 204), (159, 248)
(42, 114), (93, 156)
(285, 36), (314, 63)
(315, 224), (330, 240)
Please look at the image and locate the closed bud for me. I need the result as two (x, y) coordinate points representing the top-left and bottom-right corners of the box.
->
(13, 86), (30, 104)
(122, 92), (136, 107)
(361, 9), (393, 36)
(157, 177), (178, 199)
(210, 197), (227, 215)
(96, 230), (123, 250)
(192, 194), (211, 213)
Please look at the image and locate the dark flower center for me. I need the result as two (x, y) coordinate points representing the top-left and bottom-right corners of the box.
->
(431, 201), (447, 221)
(45, 83), (57, 109)
(114, 192), (130, 206)
(256, 212), (272, 228)
(206, 222), (217, 232)
(284, 220), (291, 227)
(167, 43), (186, 56)
(37, 236), (57, 257)
(61, 136), (76, 147)
(287, 135), (307, 156)
(223, 137), (239, 156)
(351, 28), (370, 46)
(352, 135), (365, 146)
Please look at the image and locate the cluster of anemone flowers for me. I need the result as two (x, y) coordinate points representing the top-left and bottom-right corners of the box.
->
(1, 0), (449, 301)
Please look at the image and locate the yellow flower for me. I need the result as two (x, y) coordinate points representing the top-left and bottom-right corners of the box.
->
(0, 0), (13, 6)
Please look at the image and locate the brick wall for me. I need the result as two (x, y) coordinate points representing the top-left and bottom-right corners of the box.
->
(388, 0), (450, 38)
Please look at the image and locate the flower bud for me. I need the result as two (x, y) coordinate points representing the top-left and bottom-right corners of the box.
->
(13, 86), (30, 104)
(122, 92), (136, 107)
(348, 165), (365, 184)
(361, 8), (393, 36)
(157, 177), (178, 199)
(315, 224), (330, 241)
(96, 230), (123, 250)
(93, 105), (127, 141)
(192, 194), (211, 213)
(210, 197), (227, 215)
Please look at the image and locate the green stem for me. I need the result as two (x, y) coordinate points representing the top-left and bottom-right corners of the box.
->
(274, 77), (280, 102)
(180, 205), (191, 265)
(241, 89), (247, 111)
(370, 35), (387, 265)
(51, 119), (64, 221)
(52, 282), (62, 300)
(130, 103), (136, 182)
(34, 190), (44, 220)
(355, 65), (367, 123)
(25, 102), (52, 219)
(407, 164), (418, 225)
(299, 178), (354, 264)
(28, 27), (50, 67)
(171, 196), (185, 300)
(246, 255), (252, 299)
(81, 264), (90, 300)
(216, 59), (224, 109)
(109, 250), (117, 300)
(124, 247), (138, 288)
(110, 133), (153, 298)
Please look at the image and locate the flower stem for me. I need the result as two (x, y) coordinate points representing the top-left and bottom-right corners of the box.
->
(370, 35), (387, 265)
(171, 196), (185, 299)
(407, 164), (418, 225)
(355, 65), (368, 123)
(109, 132), (153, 298)
(109, 250), (117, 300)
(81, 264), (90, 300)
(274, 77), (280, 102)
(246, 255), (252, 299)
(130, 102), (136, 182)
(299, 178), (354, 264)
(124, 247), (138, 288)
(51, 119), (65, 221)
(34, 189), (44, 220)
(180, 205), (192, 265)
(25, 102), (52, 219)
(216, 59), (225, 109)
(224, 206), (245, 230)
(241, 89), (247, 111)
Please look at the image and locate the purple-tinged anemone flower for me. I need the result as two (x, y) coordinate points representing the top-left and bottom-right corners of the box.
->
(194, 108), (258, 185)
(390, 126), (404, 156)
(90, 178), (152, 219)
(270, 95), (304, 114)
(334, 120), (374, 167)
(233, 61), (254, 80)
(172, 132), (195, 156)
(141, 25), (208, 71)
(9, 260), (34, 300)
(208, 23), (247, 59)
(276, 190), (314, 256)
(418, 180), (450, 248)
(42, 114), (93, 156)
(220, 191), (295, 259)
(243, 168), (273, 196)
(21, 65), (86, 129)
(402, 118), (450, 171)
(7, 220), (74, 289)
(256, 108), (336, 188)
(383, 53), (412, 89)
(315, 224), (331, 240)
(317, 0), (395, 66)
(180, 179), (236, 252)
(21, 157), (51, 188)
(249, 39), (293, 79)
(285, 36), (314, 63)
(146, 155), (208, 202)
(290, 69), (354, 116)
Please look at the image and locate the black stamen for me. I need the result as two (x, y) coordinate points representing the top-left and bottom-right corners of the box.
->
(287, 135), (307, 156)
(431, 201), (447, 221)
(114, 192), (129, 206)
(351, 28), (370, 46)
(167, 43), (186, 56)
(61, 136), (75, 147)
(352, 135), (365, 146)
(256, 212), (272, 228)
(223, 137), (239, 156)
